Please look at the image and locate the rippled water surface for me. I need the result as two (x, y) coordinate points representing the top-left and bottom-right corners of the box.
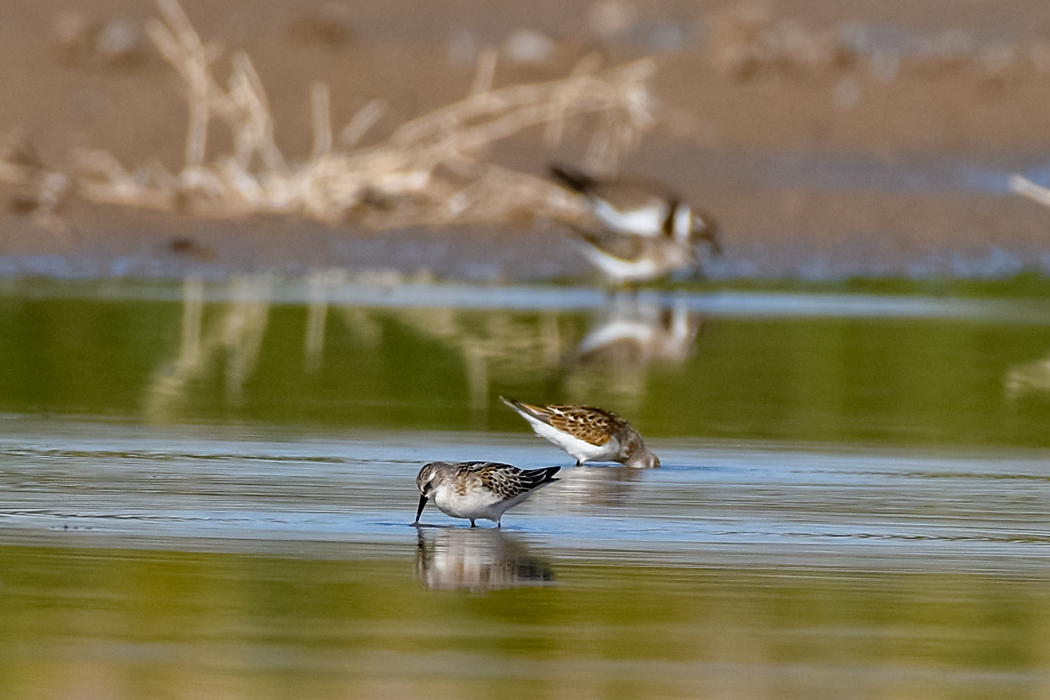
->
(2, 278), (1050, 699)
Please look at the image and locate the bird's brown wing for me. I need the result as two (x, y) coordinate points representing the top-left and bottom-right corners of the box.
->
(506, 399), (624, 447)
(474, 462), (546, 501)
(544, 405), (624, 446)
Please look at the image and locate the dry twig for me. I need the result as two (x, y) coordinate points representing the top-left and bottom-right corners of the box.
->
(1010, 174), (1050, 209)
(1, 0), (658, 231)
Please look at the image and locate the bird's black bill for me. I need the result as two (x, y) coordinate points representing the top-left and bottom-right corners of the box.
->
(414, 494), (428, 523)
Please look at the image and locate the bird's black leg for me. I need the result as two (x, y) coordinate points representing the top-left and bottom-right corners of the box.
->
(470, 519), (476, 527)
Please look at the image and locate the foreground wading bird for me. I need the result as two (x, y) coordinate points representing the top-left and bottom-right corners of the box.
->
(549, 162), (721, 286)
(500, 396), (660, 468)
(414, 461), (561, 527)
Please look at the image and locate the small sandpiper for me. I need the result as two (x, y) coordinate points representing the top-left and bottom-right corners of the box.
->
(549, 162), (721, 252)
(500, 397), (660, 469)
(414, 461), (561, 527)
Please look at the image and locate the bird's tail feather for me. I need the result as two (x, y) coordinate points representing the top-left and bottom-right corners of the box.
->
(523, 466), (561, 486)
(549, 162), (597, 193)
(500, 395), (544, 419)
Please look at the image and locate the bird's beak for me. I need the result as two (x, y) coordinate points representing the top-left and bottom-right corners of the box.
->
(695, 214), (722, 256)
(414, 494), (428, 524)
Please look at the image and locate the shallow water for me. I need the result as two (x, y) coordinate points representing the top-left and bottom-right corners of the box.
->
(2, 278), (1050, 698)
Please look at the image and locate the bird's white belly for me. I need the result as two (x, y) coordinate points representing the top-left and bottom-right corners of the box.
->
(434, 487), (501, 521)
(594, 200), (665, 236)
(580, 246), (661, 283)
(522, 413), (621, 464)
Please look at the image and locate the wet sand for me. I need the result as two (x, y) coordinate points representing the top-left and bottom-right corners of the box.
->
(3, 0), (1050, 280)
(4, 419), (1050, 569)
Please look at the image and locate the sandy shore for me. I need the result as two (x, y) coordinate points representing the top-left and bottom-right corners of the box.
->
(2, 0), (1050, 281)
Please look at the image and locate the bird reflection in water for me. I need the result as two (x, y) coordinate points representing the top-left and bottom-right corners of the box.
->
(414, 527), (555, 591)
(565, 295), (706, 407)
(575, 296), (704, 367)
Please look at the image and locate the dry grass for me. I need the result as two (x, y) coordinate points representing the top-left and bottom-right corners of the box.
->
(3, 0), (658, 231)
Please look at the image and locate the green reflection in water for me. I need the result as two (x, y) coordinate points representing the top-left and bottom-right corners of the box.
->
(1, 281), (1049, 447)
(0, 543), (1047, 699)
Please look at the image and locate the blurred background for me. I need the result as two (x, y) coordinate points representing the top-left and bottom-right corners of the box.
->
(4, 0), (1050, 277)
(2, 2), (1050, 699)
